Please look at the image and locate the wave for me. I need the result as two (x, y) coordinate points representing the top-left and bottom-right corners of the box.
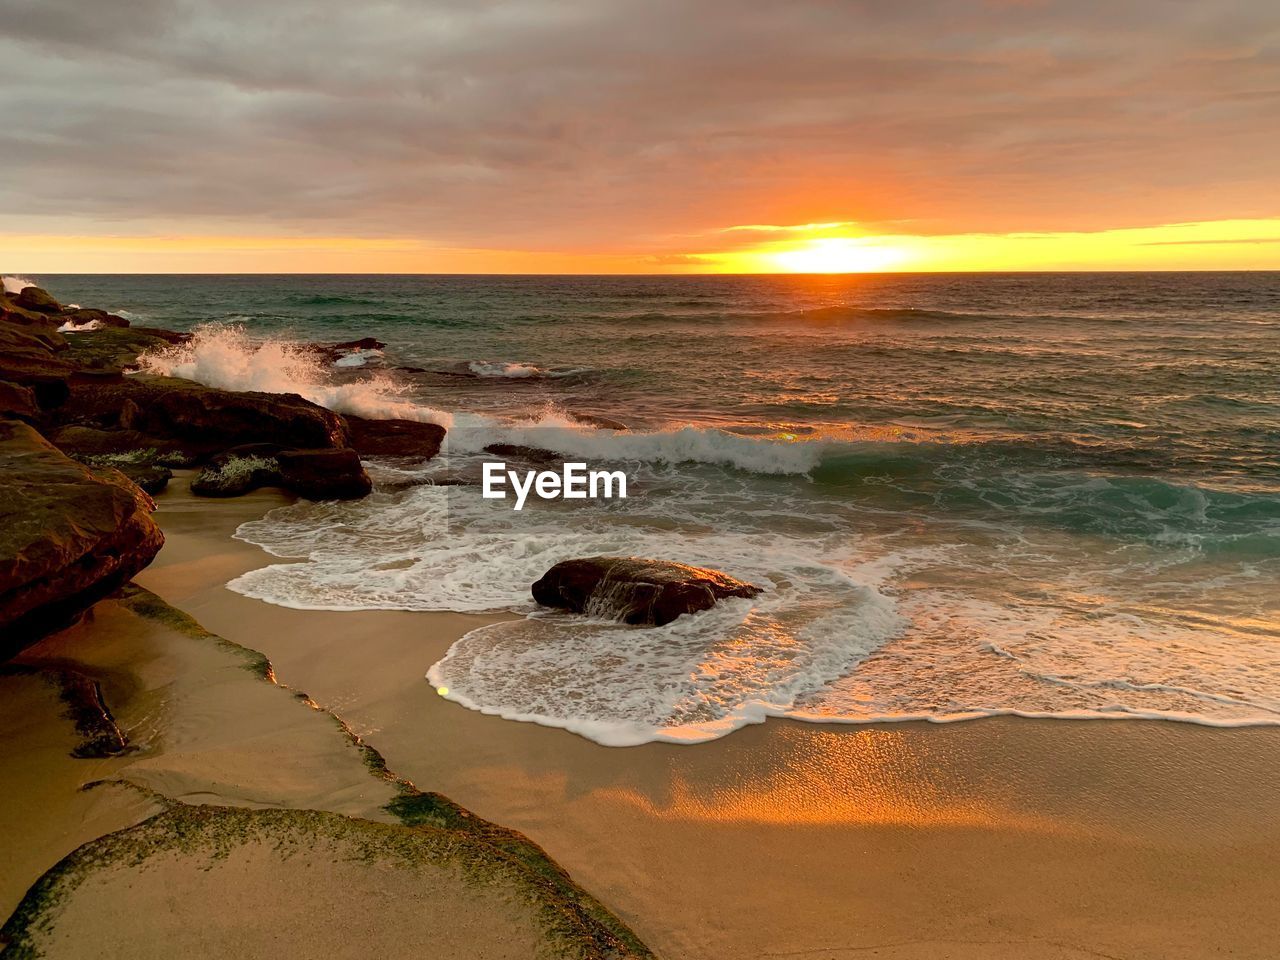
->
(228, 486), (906, 746)
(129, 326), (1279, 554)
(447, 411), (823, 475)
(135, 324), (451, 427)
(2, 275), (35, 295)
(466, 360), (592, 380)
(334, 348), (384, 368)
(57, 319), (104, 332)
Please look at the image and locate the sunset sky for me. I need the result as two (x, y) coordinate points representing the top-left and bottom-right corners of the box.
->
(2, 0), (1278, 273)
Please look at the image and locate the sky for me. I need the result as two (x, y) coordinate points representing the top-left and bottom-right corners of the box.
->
(1, 0), (1278, 273)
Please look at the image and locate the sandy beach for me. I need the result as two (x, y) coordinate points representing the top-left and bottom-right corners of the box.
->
(118, 477), (1280, 960)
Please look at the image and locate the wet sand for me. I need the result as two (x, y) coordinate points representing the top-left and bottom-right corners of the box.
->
(134, 478), (1280, 960)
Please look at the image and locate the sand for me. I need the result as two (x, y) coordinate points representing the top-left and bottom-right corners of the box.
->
(0, 478), (652, 958)
(125, 478), (1280, 960)
(8, 807), (574, 960)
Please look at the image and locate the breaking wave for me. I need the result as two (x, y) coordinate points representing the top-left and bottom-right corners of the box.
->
(136, 325), (451, 427)
(466, 360), (594, 379)
(2, 275), (35, 295)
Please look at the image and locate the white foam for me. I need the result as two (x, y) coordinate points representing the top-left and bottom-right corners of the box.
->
(57, 319), (104, 332)
(228, 482), (905, 746)
(469, 360), (542, 378)
(136, 325), (451, 428)
(334, 348), (384, 368)
(2, 275), (35, 295)
(467, 360), (591, 379)
(448, 409), (824, 475)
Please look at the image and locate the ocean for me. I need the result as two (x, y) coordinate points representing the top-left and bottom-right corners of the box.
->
(32, 272), (1280, 745)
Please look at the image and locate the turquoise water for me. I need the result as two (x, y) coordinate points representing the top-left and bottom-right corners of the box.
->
(30, 272), (1280, 743)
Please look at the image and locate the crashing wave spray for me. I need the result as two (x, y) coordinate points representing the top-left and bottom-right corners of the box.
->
(2, 275), (35, 295)
(137, 325), (452, 427)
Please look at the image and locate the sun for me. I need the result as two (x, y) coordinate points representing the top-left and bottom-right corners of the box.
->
(768, 237), (910, 273)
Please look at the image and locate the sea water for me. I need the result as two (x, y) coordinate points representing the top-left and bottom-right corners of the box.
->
(29, 273), (1280, 744)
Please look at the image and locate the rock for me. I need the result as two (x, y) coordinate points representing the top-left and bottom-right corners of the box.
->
(114, 462), (173, 495)
(304, 337), (386, 364)
(346, 415), (445, 459)
(0, 320), (74, 407)
(47, 426), (187, 495)
(277, 448), (372, 500)
(568, 412), (628, 431)
(60, 326), (183, 372)
(14, 286), (61, 314)
(0, 421), (164, 656)
(483, 443), (562, 465)
(1, 295), (60, 327)
(45, 425), (192, 463)
(532, 557), (762, 626)
(57, 375), (350, 455)
(0, 380), (39, 422)
(191, 444), (371, 500)
(191, 447), (284, 497)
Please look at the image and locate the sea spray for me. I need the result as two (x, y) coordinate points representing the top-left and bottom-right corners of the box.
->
(2, 275), (35, 295)
(137, 325), (452, 428)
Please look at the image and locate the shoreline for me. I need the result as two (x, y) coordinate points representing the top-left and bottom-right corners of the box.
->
(3, 280), (1278, 959)
(133, 479), (1280, 960)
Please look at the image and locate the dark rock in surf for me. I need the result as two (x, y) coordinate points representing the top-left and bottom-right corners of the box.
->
(345, 414), (445, 460)
(277, 448), (372, 500)
(0, 421), (164, 657)
(568, 412), (628, 431)
(305, 337), (386, 364)
(483, 443), (562, 465)
(532, 556), (762, 627)
(191, 444), (371, 500)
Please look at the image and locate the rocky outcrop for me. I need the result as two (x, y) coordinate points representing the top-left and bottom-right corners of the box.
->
(57, 375), (351, 454)
(0, 319), (75, 405)
(191, 444), (371, 500)
(0, 421), (164, 656)
(346, 414), (445, 459)
(532, 557), (762, 626)
(14, 285), (62, 314)
(58, 327), (177, 373)
(2, 283), (453, 508)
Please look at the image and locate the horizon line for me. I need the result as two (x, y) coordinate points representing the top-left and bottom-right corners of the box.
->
(11, 268), (1280, 277)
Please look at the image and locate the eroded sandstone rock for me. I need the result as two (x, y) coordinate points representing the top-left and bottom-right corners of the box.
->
(532, 556), (762, 626)
(0, 421), (164, 656)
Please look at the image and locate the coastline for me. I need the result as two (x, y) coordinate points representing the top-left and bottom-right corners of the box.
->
(133, 479), (1280, 960)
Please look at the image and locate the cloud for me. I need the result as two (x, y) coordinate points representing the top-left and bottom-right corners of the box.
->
(1139, 236), (1280, 246)
(0, 0), (1277, 254)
